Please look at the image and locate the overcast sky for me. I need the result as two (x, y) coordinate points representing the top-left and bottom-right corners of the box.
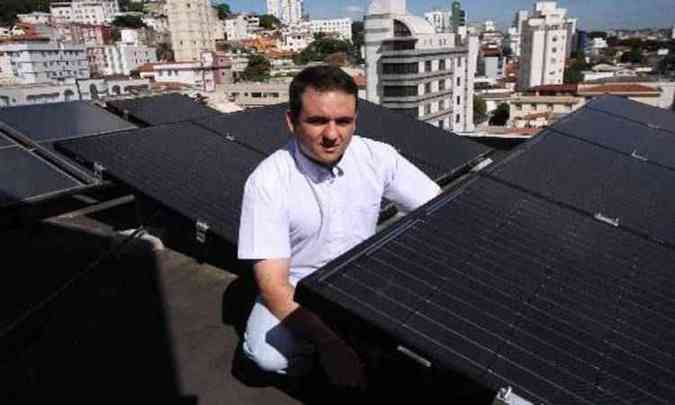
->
(217, 0), (675, 31)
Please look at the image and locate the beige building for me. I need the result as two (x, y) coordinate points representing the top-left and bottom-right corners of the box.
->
(219, 82), (289, 108)
(166, 0), (224, 62)
(577, 84), (662, 108)
(508, 95), (584, 128)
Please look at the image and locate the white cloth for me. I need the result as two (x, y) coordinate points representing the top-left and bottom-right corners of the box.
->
(237, 135), (441, 284)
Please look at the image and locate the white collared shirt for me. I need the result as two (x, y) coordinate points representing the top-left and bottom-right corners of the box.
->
(237, 135), (441, 284)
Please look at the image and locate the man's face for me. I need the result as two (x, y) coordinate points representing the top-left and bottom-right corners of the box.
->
(286, 86), (357, 166)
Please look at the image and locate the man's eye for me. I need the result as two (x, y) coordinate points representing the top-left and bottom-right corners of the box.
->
(336, 119), (353, 126)
(306, 118), (328, 125)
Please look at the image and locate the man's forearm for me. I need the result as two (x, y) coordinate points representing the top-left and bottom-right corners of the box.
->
(261, 283), (344, 346)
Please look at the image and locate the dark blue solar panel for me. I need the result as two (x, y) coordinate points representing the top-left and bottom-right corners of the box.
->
(489, 131), (675, 246)
(297, 177), (675, 404)
(107, 94), (221, 126)
(585, 95), (675, 134)
(57, 122), (265, 243)
(0, 101), (136, 143)
(0, 147), (82, 208)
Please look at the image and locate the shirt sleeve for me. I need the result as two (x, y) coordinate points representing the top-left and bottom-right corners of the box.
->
(381, 144), (441, 214)
(237, 172), (291, 260)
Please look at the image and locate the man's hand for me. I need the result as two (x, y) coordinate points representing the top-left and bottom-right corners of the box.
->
(317, 337), (367, 389)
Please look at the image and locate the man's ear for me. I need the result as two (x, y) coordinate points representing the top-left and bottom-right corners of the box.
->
(285, 111), (296, 135)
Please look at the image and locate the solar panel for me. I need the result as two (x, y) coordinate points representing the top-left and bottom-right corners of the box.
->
(195, 100), (490, 181)
(553, 106), (675, 171)
(489, 128), (675, 248)
(297, 97), (675, 404)
(585, 95), (675, 134)
(57, 122), (265, 243)
(0, 147), (82, 208)
(0, 101), (136, 143)
(107, 94), (222, 126)
(297, 176), (675, 404)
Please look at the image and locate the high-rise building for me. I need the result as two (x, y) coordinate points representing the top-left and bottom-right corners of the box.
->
(364, 0), (477, 133)
(508, 10), (529, 57)
(424, 10), (451, 33)
(166, 0), (224, 62)
(50, 0), (120, 25)
(266, 0), (280, 19)
(518, 1), (573, 90)
(450, 1), (466, 32)
(280, 0), (303, 25)
(0, 40), (90, 84)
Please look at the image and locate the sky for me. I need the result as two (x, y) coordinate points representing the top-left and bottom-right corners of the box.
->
(217, 0), (675, 31)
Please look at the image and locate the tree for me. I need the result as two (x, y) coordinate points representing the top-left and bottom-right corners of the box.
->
(564, 54), (591, 84)
(0, 0), (50, 26)
(620, 47), (643, 64)
(351, 21), (365, 64)
(213, 2), (231, 20)
(156, 42), (174, 62)
(242, 54), (271, 82)
(489, 103), (510, 126)
(112, 15), (146, 29)
(259, 14), (281, 30)
(294, 37), (351, 65)
(473, 95), (487, 124)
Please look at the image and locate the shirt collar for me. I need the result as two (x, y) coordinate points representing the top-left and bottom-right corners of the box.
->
(291, 138), (346, 183)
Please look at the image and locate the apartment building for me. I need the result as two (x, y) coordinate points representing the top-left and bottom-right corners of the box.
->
(518, 1), (574, 90)
(309, 18), (352, 41)
(365, 0), (477, 133)
(50, 0), (120, 25)
(0, 40), (90, 84)
(166, 0), (224, 62)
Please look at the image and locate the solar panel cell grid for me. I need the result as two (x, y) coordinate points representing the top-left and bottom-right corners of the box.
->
(586, 96), (675, 135)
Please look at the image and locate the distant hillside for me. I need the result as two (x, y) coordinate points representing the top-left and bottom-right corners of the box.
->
(0, 0), (51, 26)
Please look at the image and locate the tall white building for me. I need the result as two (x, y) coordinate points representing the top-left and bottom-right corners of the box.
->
(424, 10), (451, 33)
(103, 30), (157, 76)
(166, 0), (224, 62)
(365, 0), (477, 133)
(266, 0), (280, 19)
(518, 1), (572, 90)
(50, 0), (120, 25)
(508, 10), (529, 57)
(309, 18), (352, 41)
(0, 40), (90, 84)
(280, 0), (304, 25)
(565, 18), (577, 59)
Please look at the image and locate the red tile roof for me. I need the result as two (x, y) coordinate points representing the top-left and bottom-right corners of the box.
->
(529, 84), (578, 93)
(580, 84), (659, 94)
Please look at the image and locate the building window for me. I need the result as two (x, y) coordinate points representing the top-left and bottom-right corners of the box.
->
(439, 59), (446, 70)
(456, 77), (461, 86)
(457, 58), (462, 67)
(383, 85), (418, 97)
(438, 120), (444, 129)
(439, 99), (445, 110)
(439, 80), (445, 91)
(424, 82), (431, 94)
(455, 114), (460, 123)
(382, 62), (418, 74)
(424, 103), (431, 115)
(456, 96), (460, 105)
(425, 60), (431, 72)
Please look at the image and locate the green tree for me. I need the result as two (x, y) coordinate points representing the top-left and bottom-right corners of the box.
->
(156, 42), (174, 62)
(294, 37), (351, 65)
(620, 47), (643, 64)
(351, 21), (365, 64)
(259, 14), (281, 29)
(564, 54), (591, 84)
(213, 2), (231, 20)
(0, 0), (50, 26)
(489, 103), (510, 126)
(473, 95), (487, 124)
(242, 54), (271, 82)
(112, 15), (146, 29)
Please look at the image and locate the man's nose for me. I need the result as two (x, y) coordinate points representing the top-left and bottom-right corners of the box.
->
(322, 120), (339, 140)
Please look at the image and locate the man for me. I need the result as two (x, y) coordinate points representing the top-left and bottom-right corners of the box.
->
(237, 65), (440, 387)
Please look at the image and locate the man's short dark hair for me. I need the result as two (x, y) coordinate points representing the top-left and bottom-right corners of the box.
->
(288, 65), (358, 122)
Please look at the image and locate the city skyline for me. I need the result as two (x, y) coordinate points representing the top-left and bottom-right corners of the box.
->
(218, 0), (675, 31)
